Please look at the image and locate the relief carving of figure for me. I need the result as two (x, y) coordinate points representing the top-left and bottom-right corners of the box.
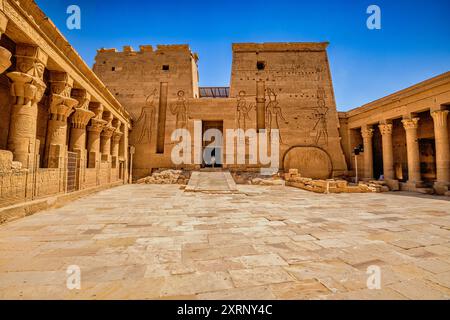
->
(135, 89), (157, 144)
(266, 88), (288, 143)
(313, 87), (329, 145)
(170, 90), (188, 129)
(236, 91), (254, 131)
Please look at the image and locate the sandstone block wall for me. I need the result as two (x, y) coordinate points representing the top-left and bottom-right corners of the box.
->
(94, 42), (349, 180)
(230, 42), (348, 178)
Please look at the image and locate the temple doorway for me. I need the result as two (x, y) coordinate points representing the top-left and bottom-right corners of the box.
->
(202, 121), (224, 168)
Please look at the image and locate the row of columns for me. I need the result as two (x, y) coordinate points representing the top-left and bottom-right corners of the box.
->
(360, 110), (449, 194)
(0, 37), (126, 173)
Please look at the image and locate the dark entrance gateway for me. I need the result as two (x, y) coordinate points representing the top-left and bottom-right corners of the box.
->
(202, 120), (224, 168)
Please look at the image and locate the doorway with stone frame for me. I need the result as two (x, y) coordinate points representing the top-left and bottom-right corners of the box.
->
(202, 120), (224, 168)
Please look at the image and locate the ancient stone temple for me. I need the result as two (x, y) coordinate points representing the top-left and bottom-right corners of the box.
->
(94, 42), (348, 180)
(1, 0), (450, 223)
(0, 0), (131, 218)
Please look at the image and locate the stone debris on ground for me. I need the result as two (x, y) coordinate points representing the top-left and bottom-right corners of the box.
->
(285, 169), (391, 194)
(136, 170), (191, 185)
(231, 171), (286, 186)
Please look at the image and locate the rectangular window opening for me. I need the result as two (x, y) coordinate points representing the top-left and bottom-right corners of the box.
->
(257, 61), (266, 71)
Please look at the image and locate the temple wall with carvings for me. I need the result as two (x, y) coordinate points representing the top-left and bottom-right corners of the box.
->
(94, 42), (348, 180)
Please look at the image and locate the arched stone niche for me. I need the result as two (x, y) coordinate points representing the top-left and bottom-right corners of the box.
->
(283, 146), (333, 179)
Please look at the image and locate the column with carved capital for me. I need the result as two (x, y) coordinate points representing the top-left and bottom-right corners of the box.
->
(361, 125), (374, 179)
(378, 122), (394, 180)
(402, 117), (421, 185)
(100, 112), (115, 163)
(0, 10), (11, 74)
(70, 89), (94, 153)
(87, 103), (106, 168)
(7, 45), (48, 169)
(111, 119), (123, 168)
(111, 119), (123, 179)
(431, 110), (449, 194)
(45, 72), (78, 168)
(120, 123), (129, 182)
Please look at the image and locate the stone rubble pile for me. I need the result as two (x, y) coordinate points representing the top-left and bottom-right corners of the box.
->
(231, 171), (285, 186)
(285, 169), (390, 194)
(250, 177), (285, 186)
(137, 170), (190, 185)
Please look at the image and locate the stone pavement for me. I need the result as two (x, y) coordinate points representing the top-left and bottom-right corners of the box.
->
(0, 184), (450, 300)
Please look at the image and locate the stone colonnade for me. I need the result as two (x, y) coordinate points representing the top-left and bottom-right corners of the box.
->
(359, 110), (449, 194)
(0, 2), (129, 207)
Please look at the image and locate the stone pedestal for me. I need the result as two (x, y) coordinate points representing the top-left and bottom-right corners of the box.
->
(379, 123), (394, 180)
(431, 110), (449, 195)
(361, 126), (374, 179)
(402, 118), (421, 186)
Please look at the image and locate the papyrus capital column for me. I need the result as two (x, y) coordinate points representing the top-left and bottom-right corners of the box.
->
(431, 110), (449, 193)
(87, 103), (106, 168)
(361, 125), (374, 179)
(0, 11), (11, 74)
(100, 112), (115, 161)
(70, 89), (94, 153)
(7, 45), (48, 169)
(111, 119), (123, 157)
(402, 117), (421, 184)
(378, 122), (394, 180)
(45, 71), (78, 168)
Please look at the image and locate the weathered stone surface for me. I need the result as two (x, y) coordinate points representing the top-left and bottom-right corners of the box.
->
(1, 184), (449, 299)
(137, 169), (190, 185)
(94, 42), (348, 179)
(0, 150), (12, 172)
(0, 1), (131, 210)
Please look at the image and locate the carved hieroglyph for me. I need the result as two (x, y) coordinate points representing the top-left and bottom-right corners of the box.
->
(134, 89), (157, 144)
(170, 90), (188, 129)
(236, 91), (254, 131)
(266, 88), (288, 143)
(94, 42), (348, 177)
(312, 87), (329, 146)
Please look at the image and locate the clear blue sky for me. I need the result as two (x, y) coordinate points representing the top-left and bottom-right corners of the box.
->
(36, 0), (450, 111)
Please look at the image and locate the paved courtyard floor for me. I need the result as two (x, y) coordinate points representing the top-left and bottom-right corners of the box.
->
(1, 184), (450, 300)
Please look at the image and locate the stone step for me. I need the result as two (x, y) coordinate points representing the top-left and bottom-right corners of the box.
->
(185, 171), (239, 193)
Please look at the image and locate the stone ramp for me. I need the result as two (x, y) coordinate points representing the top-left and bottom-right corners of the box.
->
(185, 171), (238, 193)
